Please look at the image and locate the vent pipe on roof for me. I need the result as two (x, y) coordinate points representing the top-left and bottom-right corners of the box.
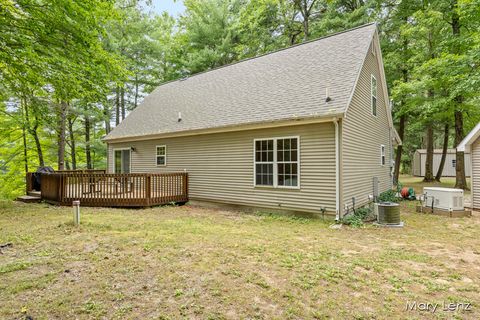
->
(325, 87), (331, 102)
(178, 112), (182, 122)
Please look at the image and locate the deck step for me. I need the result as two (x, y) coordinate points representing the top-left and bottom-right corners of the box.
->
(28, 190), (41, 197)
(16, 195), (42, 203)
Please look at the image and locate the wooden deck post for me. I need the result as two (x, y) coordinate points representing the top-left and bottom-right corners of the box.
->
(58, 175), (65, 205)
(26, 172), (33, 193)
(145, 175), (151, 206)
(184, 173), (188, 201)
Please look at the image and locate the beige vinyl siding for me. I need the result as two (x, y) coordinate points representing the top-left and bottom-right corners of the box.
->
(472, 138), (480, 209)
(412, 151), (421, 176)
(414, 152), (471, 177)
(108, 123), (336, 214)
(341, 34), (392, 211)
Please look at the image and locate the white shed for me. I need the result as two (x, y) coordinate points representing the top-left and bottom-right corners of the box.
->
(412, 149), (471, 177)
(458, 122), (480, 210)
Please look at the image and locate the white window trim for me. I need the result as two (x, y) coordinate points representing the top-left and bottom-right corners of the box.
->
(156, 145), (167, 167)
(380, 144), (385, 166)
(253, 136), (300, 189)
(371, 74), (377, 117)
(113, 148), (132, 174)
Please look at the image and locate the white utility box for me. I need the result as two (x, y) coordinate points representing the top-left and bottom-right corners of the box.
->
(423, 187), (464, 211)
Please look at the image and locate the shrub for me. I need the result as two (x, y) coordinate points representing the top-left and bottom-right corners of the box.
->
(354, 207), (370, 220)
(378, 189), (398, 203)
(341, 206), (372, 227)
(342, 214), (364, 227)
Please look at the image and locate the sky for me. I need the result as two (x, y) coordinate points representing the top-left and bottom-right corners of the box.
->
(150, 0), (185, 16)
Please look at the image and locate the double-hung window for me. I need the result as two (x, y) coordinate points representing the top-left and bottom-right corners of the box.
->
(156, 145), (166, 166)
(380, 145), (385, 166)
(254, 137), (299, 188)
(255, 139), (274, 186)
(371, 75), (377, 116)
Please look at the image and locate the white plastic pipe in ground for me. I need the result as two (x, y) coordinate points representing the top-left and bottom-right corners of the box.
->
(73, 200), (80, 226)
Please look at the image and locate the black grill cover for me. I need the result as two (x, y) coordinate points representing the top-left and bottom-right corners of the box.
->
(33, 166), (55, 190)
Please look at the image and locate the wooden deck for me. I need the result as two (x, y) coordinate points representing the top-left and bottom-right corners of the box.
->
(26, 171), (188, 207)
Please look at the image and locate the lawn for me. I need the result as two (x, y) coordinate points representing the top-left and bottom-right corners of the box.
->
(0, 200), (479, 319)
(399, 174), (471, 196)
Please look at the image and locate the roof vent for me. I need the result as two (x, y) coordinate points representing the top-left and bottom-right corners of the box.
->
(178, 112), (182, 122)
(325, 87), (332, 102)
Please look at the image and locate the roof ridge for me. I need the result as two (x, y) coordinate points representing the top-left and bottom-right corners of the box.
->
(156, 22), (377, 89)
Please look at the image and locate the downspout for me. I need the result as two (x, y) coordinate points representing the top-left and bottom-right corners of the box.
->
(389, 101), (394, 187)
(389, 128), (393, 187)
(334, 118), (340, 222)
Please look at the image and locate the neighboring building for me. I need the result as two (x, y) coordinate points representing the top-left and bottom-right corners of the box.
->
(412, 149), (471, 177)
(458, 122), (480, 210)
(104, 23), (401, 219)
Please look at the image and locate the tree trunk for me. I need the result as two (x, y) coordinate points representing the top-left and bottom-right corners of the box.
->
(394, 36), (409, 184)
(394, 114), (405, 184)
(134, 74), (139, 109)
(451, 0), (468, 190)
(435, 124), (449, 182)
(303, 15), (309, 41)
(295, 0), (316, 41)
(115, 86), (120, 126)
(22, 126), (28, 173)
(24, 98), (44, 167)
(455, 110), (468, 189)
(121, 86), (126, 120)
(104, 103), (111, 134)
(68, 116), (76, 170)
(31, 112), (44, 167)
(85, 115), (92, 170)
(424, 123), (435, 182)
(57, 101), (68, 170)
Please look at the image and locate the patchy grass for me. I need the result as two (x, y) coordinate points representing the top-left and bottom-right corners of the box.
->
(399, 174), (471, 196)
(0, 200), (479, 319)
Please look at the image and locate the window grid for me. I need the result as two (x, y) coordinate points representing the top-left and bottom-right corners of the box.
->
(380, 145), (385, 166)
(255, 139), (274, 186)
(254, 137), (299, 188)
(156, 145), (166, 166)
(277, 138), (298, 187)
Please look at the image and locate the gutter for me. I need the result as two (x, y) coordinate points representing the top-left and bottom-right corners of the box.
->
(334, 118), (341, 222)
(103, 114), (343, 143)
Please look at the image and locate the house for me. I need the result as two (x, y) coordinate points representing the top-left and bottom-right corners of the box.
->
(412, 149), (471, 177)
(103, 23), (401, 219)
(458, 122), (480, 210)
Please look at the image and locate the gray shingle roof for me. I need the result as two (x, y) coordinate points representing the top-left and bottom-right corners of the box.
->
(105, 23), (376, 141)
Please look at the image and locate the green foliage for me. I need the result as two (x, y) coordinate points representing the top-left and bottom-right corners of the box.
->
(342, 214), (363, 228)
(378, 190), (399, 203)
(342, 206), (372, 228)
(354, 207), (371, 220)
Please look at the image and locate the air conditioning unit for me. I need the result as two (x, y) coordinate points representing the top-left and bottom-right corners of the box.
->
(423, 187), (464, 211)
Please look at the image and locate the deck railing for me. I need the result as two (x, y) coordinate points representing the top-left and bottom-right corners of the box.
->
(57, 169), (106, 174)
(29, 171), (188, 207)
